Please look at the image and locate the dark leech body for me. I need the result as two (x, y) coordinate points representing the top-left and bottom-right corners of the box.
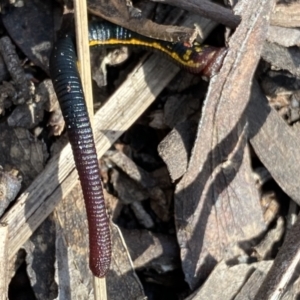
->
(49, 35), (111, 277)
(50, 20), (226, 278)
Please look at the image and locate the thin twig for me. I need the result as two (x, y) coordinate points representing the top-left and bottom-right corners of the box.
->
(73, 0), (107, 298)
(0, 223), (8, 300)
(74, 0), (94, 121)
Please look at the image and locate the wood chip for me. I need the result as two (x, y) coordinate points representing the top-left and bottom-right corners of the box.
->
(0, 223), (8, 300)
(158, 121), (197, 181)
(185, 260), (272, 300)
(268, 26), (300, 47)
(271, 2), (300, 28)
(262, 41), (300, 78)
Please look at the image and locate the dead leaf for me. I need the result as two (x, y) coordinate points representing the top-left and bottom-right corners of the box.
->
(175, 0), (274, 289)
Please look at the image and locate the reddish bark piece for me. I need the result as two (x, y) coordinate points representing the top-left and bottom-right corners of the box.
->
(175, 0), (275, 289)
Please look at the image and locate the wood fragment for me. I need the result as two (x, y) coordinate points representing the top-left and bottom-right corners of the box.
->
(74, 0), (94, 121)
(107, 150), (158, 189)
(158, 121), (197, 182)
(107, 150), (169, 216)
(280, 269), (300, 300)
(271, 2), (300, 28)
(150, 0), (240, 29)
(94, 277), (107, 300)
(0, 223), (8, 300)
(163, 88), (205, 128)
(107, 224), (145, 299)
(54, 220), (93, 299)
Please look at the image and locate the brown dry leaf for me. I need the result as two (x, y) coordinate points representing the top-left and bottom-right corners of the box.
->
(175, 0), (274, 289)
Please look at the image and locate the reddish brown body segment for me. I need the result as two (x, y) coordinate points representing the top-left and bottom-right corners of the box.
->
(49, 20), (226, 278)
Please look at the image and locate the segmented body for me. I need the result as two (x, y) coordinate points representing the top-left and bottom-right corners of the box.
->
(50, 20), (226, 278)
(50, 36), (111, 277)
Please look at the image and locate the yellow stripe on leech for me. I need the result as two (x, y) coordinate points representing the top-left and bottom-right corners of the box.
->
(89, 38), (200, 68)
(183, 49), (192, 61)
